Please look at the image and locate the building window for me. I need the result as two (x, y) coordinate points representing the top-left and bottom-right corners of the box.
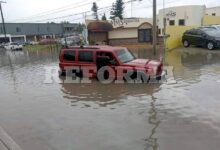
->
(158, 29), (161, 35)
(212, 13), (216, 16)
(138, 29), (152, 43)
(179, 19), (185, 26)
(78, 51), (93, 62)
(169, 20), (175, 26)
(16, 27), (21, 32)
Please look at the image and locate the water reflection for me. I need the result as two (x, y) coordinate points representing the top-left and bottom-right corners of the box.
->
(0, 49), (59, 67)
(0, 47), (220, 150)
(144, 96), (160, 150)
(165, 48), (220, 83)
(60, 81), (161, 107)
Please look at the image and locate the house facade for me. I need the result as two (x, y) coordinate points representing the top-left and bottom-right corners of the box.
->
(86, 18), (157, 47)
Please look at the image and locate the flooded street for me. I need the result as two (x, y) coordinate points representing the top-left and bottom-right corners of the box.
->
(0, 47), (220, 150)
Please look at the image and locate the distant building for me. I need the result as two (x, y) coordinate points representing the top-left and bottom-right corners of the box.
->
(0, 23), (78, 43)
(158, 5), (206, 36)
(86, 18), (158, 46)
(206, 6), (220, 16)
(158, 5), (220, 36)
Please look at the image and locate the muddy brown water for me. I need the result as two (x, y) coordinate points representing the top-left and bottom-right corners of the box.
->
(0, 47), (220, 150)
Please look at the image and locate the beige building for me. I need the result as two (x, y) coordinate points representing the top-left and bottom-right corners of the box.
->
(108, 18), (153, 45)
(206, 6), (220, 16)
(158, 5), (220, 36)
(86, 18), (156, 46)
(158, 5), (206, 36)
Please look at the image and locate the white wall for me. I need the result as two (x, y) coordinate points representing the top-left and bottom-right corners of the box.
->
(206, 6), (220, 16)
(108, 28), (137, 39)
(158, 5), (206, 35)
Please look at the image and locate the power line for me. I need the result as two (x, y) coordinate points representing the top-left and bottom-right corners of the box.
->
(8, 0), (101, 22)
(28, 5), (113, 23)
(23, 0), (134, 23)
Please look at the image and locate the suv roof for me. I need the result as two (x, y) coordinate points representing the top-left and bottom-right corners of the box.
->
(63, 45), (126, 52)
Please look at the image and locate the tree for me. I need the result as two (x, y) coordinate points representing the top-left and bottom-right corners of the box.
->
(61, 21), (70, 24)
(101, 13), (107, 21)
(91, 2), (99, 20)
(76, 23), (86, 33)
(110, 0), (124, 20)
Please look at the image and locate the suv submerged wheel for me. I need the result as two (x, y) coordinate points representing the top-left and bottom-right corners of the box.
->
(183, 40), (190, 47)
(207, 42), (215, 50)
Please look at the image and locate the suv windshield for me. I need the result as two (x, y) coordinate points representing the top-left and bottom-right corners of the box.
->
(115, 49), (135, 63)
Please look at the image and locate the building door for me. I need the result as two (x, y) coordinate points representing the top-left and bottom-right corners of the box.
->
(138, 29), (152, 43)
(88, 32), (108, 45)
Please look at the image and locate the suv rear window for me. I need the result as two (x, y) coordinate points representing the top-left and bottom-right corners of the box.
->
(63, 50), (75, 61)
(78, 51), (93, 62)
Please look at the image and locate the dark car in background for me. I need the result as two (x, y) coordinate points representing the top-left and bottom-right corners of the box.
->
(182, 27), (220, 50)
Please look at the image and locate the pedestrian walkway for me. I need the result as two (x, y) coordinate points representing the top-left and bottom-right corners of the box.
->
(0, 127), (22, 150)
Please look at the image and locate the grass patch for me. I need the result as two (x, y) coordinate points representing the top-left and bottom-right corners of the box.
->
(24, 44), (61, 51)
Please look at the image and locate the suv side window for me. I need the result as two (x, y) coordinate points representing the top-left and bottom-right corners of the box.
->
(189, 29), (197, 35)
(97, 52), (118, 65)
(63, 50), (75, 61)
(79, 51), (93, 62)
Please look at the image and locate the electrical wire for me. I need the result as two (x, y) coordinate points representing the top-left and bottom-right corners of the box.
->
(21, 0), (134, 23)
(8, 0), (101, 22)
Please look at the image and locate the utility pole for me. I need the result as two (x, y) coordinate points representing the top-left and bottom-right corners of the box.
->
(152, 0), (157, 56)
(0, 1), (6, 43)
(131, 0), (133, 17)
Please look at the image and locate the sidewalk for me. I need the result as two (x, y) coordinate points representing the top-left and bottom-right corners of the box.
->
(0, 127), (22, 150)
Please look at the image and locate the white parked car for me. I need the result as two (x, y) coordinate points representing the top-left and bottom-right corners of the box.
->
(60, 36), (81, 46)
(4, 42), (23, 50)
(29, 41), (39, 45)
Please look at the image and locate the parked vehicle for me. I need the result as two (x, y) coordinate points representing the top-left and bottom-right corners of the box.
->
(60, 36), (81, 46)
(0, 42), (6, 48)
(29, 41), (39, 45)
(200, 25), (220, 31)
(39, 39), (57, 45)
(59, 45), (164, 82)
(4, 42), (23, 50)
(17, 41), (28, 46)
(182, 28), (220, 50)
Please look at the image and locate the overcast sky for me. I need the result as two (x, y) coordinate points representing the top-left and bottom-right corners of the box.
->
(2, 0), (220, 23)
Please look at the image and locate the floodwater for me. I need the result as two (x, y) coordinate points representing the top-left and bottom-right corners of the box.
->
(0, 47), (220, 150)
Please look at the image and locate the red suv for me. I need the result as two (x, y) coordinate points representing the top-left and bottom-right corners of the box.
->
(59, 45), (164, 82)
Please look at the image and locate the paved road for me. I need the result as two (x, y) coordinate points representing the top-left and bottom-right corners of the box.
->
(0, 127), (22, 150)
